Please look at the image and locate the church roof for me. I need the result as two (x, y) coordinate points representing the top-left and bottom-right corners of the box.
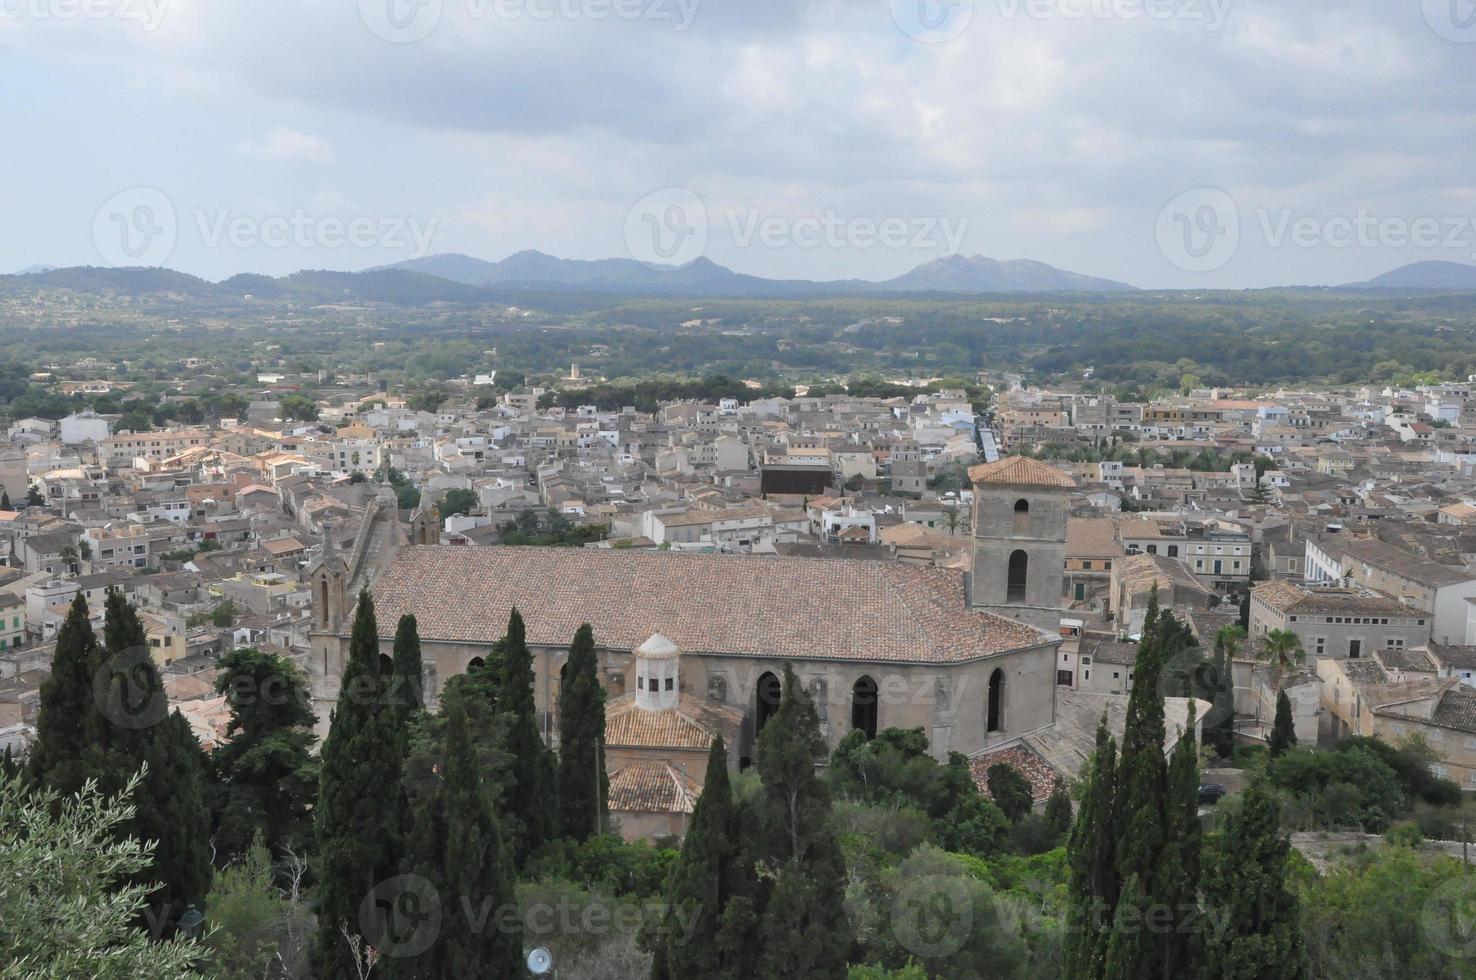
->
(608, 761), (700, 815)
(368, 546), (1048, 663)
(605, 692), (743, 750)
(968, 456), (1077, 489)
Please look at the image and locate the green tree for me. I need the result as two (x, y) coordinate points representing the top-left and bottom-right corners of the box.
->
(987, 763), (1034, 823)
(1270, 690), (1297, 757)
(1157, 704), (1202, 977)
(391, 613), (426, 730)
(1063, 718), (1118, 978)
(1043, 778), (1072, 839)
(497, 608), (556, 863)
(1260, 629), (1304, 677)
(0, 772), (204, 978)
(655, 737), (757, 979)
(1201, 778), (1308, 979)
(278, 393), (319, 422)
(26, 483), (43, 506)
(1206, 632), (1237, 758)
(205, 833), (306, 980)
(133, 711), (213, 937)
(439, 488), (477, 518)
(557, 623), (608, 841)
(27, 593), (107, 797)
(312, 590), (404, 978)
(753, 665), (849, 980)
(0, 489), (10, 510)
(211, 648), (319, 861)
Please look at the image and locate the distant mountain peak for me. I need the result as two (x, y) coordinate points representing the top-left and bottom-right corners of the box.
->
(1344, 260), (1476, 290)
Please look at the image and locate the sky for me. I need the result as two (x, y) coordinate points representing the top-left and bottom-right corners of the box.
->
(3, 0), (1476, 288)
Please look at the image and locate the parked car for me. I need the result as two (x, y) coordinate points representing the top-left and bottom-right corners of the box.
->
(1198, 783), (1228, 805)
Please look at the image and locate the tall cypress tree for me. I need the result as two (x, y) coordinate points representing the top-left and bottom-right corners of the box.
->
(1201, 778), (1307, 979)
(313, 590), (404, 978)
(27, 593), (106, 797)
(1206, 634), (1236, 758)
(1156, 704), (1202, 978)
(1114, 608), (1169, 897)
(1063, 718), (1118, 979)
(391, 613), (425, 729)
(394, 697), (523, 978)
(753, 666), (848, 980)
(497, 608), (555, 863)
(657, 736), (757, 979)
(133, 710), (213, 934)
(1269, 690), (1297, 757)
(556, 623), (607, 841)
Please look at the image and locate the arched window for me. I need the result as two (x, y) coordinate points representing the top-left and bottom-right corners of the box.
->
(378, 653), (394, 677)
(851, 675), (878, 738)
(987, 668), (1004, 733)
(468, 656), (485, 672)
(1007, 550), (1029, 603)
(1013, 498), (1030, 534)
(756, 671), (782, 734)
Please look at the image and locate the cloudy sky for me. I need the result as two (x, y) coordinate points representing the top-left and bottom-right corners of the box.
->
(3, 0), (1475, 287)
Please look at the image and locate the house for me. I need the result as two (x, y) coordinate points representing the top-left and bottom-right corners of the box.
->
(1248, 580), (1430, 660)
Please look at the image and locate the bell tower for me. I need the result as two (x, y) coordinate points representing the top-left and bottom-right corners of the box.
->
(967, 456), (1075, 632)
(308, 526), (348, 633)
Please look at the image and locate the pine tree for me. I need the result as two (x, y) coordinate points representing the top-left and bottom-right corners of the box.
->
(313, 591), (404, 979)
(1201, 778), (1308, 979)
(1063, 718), (1118, 979)
(391, 614), (425, 729)
(556, 623), (607, 841)
(497, 608), (555, 863)
(28, 593), (106, 797)
(211, 648), (319, 861)
(657, 737), (757, 979)
(1269, 690), (1297, 757)
(753, 666), (848, 980)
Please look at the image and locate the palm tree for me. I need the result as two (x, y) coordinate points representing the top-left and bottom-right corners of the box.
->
(1259, 629), (1304, 676)
(1216, 623), (1247, 661)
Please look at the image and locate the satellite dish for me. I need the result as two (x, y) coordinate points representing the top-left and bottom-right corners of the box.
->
(526, 947), (553, 975)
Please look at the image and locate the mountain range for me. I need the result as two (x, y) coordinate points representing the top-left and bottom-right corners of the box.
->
(1341, 260), (1476, 290)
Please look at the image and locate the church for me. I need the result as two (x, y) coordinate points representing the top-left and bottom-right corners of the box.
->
(307, 456), (1078, 835)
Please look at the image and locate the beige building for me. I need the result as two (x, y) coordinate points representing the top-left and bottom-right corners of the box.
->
(1249, 580), (1429, 660)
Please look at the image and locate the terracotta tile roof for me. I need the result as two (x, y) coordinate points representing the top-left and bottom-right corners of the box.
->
(368, 546), (1046, 663)
(1252, 580), (1413, 617)
(608, 760), (700, 815)
(1067, 518), (1120, 558)
(970, 744), (1059, 803)
(968, 456), (1077, 489)
(605, 693), (743, 750)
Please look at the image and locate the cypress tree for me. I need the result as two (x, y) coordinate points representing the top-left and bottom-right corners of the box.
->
(497, 608), (555, 863)
(394, 697), (523, 978)
(1063, 718), (1118, 979)
(986, 762), (1033, 822)
(211, 648), (319, 860)
(1201, 778), (1308, 979)
(28, 593), (106, 797)
(1269, 690), (1296, 757)
(556, 623), (607, 841)
(1044, 778), (1072, 838)
(132, 711), (213, 935)
(1206, 634), (1236, 758)
(391, 614), (425, 729)
(753, 665), (848, 980)
(1114, 610), (1169, 896)
(313, 590), (404, 979)
(1156, 704), (1202, 978)
(1, 489), (11, 510)
(658, 736), (757, 979)
(1102, 874), (1150, 980)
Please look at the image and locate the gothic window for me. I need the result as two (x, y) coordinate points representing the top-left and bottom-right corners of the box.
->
(851, 675), (878, 738)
